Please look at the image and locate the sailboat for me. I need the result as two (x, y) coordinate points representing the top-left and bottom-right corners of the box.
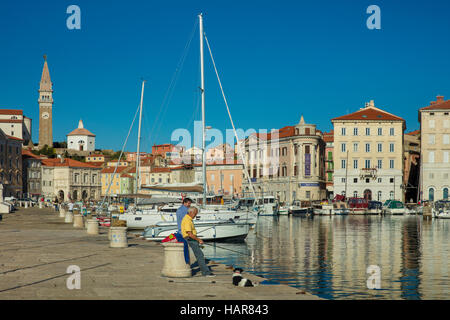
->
(122, 14), (258, 238)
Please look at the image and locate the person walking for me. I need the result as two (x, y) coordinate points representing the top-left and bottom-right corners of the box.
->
(176, 198), (192, 233)
(181, 207), (215, 277)
(68, 200), (74, 214)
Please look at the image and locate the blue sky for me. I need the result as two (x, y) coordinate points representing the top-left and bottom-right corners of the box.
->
(0, 0), (449, 152)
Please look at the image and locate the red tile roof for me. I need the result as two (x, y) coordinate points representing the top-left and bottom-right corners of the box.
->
(323, 131), (334, 142)
(42, 158), (99, 168)
(406, 130), (420, 136)
(22, 149), (41, 159)
(420, 96), (450, 111)
(6, 135), (23, 141)
(0, 109), (23, 115)
(120, 174), (133, 178)
(331, 106), (404, 122)
(67, 128), (96, 137)
(151, 167), (171, 173)
(252, 126), (296, 140)
(100, 166), (129, 174)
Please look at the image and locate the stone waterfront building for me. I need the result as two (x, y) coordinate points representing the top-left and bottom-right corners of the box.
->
(41, 158), (101, 201)
(241, 116), (326, 203)
(323, 130), (334, 199)
(419, 95), (450, 201)
(38, 55), (53, 148)
(0, 129), (23, 197)
(332, 100), (405, 202)
(22, 149), (43, 199)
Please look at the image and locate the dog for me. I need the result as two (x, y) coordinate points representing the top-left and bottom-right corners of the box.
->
(232, 268), (256, 287)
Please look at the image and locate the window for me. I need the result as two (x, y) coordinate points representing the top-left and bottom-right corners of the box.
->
(341, 178), (346, 183)
(390, 191), (394, 200)
(429, 151), (435, 163)
(444, 120), (450, 128)
(429, 173), (434, 179)
(158, 178), (162, 183)
(353, 160), (358, 169)
(429, 119), (435, 128)
(429, 188), (434, 201)
(353, 128), (358, 135)
(341, 143), (346, 152)
(444, 151), (449, 163)
(429, 135), (435, 145)
(353, 143), (358, 152)
(365, 159), (371, 168)
(377, 191), (382, 201)
(365, 143), (370, 152)
(306, 191), (311, 199)
(390, 178), (394, 183)
(444, 135), (450, 145)
(366, 128), (370, 136)
(341, 128), (346, 136)
(211, 174), (215, 181)
(366, 178), (370, 183)
(444, 188), (449, 200)
(389, 128), (394, 136)
(390, 160), (394, 169)
(353, 178), (358, 183)
(378, 178), (382, 183)
(282, 147), (287, 156)
(353, 191), (358, 198)
(341, 159), (346, 169)
(377, 160), (382, 169)
(389, 143), (395, 152)
(377, 128), (382, 136)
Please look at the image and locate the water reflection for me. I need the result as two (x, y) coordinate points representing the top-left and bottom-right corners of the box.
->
(202, 215), (450, 300)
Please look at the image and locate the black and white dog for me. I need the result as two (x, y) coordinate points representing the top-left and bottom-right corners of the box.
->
(232, 268), (256, 287)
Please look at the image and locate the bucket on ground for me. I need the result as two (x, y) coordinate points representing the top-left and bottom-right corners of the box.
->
(109, 227), (128, 248)
(161, 242), (192, 278)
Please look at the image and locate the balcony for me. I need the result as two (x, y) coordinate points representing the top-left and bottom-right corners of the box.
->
(359, 168), (377, 180)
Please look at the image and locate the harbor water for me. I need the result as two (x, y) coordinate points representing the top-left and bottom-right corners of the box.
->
(202, 215), (449, 300)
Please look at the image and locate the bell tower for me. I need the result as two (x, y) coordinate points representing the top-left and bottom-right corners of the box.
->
(38, 55), (53, 148)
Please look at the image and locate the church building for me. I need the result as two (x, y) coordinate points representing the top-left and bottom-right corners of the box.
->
(67, 119), (96, 151)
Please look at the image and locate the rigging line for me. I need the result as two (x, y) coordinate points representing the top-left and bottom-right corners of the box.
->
(100, 103), (141, 209)
(185, 58), (202, 137)
(202, 242), (253, 257)
(148, 19), (198, 143)
(203, 33), (257, 203)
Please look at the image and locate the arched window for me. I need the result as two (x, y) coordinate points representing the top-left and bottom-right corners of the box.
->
(429, 188), (434, 201)
(443, 188), (448, 200)
(377, 191), (382, 201)
(353, 191), (358, 198)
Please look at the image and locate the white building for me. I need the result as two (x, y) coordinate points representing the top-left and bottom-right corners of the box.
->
(67, 120), (96, 151)
(419, 95), (450, 201)
(332, 101), (405, 202)
(0, 109), (32, 146)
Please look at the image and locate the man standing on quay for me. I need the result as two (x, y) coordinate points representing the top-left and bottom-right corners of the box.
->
(181, 207), (215, 277)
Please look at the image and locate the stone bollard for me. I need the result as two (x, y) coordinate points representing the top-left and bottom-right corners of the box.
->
(109, 227), (128, 248)
(161, 242), (192, 278)
(25, 201), (29, 209)
(86, 219), (99, 235)
(65, 211), (74, 223)
(39, 202), (43, 209)
(73, 214), (84, 228)
(59, 206), (66, 218)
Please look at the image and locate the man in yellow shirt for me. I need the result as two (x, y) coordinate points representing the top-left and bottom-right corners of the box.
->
(181, 207), (215, 277)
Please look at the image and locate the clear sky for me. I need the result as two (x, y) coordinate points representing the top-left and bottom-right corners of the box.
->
(0, 0), (449, 152)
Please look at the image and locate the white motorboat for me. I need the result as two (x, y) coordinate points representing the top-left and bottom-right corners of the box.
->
(142, 219), (252, 241)
(278, 206), (290, 215)
(383, 200), (407, 215)
(289, 200), (313, 216)
(237, 195), (279, 216)
(432, 200), (450, 219)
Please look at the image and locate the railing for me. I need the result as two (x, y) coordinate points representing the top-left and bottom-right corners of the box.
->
(360, 168), (377, 180)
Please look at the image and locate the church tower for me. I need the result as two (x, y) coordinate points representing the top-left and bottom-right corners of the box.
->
(38, 55), (53, 148)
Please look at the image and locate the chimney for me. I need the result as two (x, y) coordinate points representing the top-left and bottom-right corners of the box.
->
(436, 95), (444, 103)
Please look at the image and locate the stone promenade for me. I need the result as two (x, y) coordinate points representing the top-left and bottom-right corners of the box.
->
(0, 207), (321, 300)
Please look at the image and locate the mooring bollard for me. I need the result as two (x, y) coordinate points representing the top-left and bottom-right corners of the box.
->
(59, 206), (66, 218)
(109, 227), (128, 248)
(161, 242), (192, 278)
(73, 214), (84, 228)
(64, 211), (74, 223)
(86, 219), (99, 235)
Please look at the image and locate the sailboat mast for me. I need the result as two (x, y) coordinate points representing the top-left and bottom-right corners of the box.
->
(135, 80), (145, 194)
(199, 13), (207, 207)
